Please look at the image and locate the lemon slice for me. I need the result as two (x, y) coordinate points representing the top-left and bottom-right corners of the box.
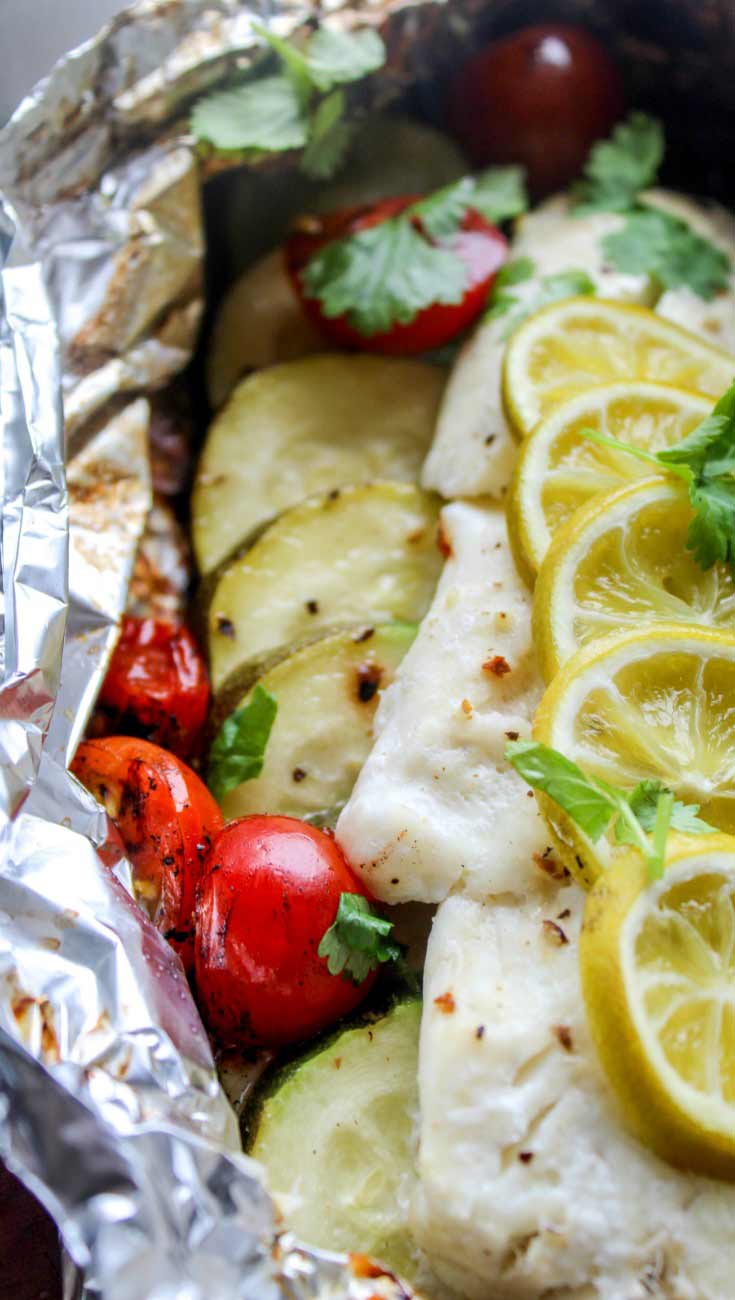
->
(533, 626), (735, 887)
(580, 833), (735, 1179)
(506, 381), (710, 581)
(503, 298), (733, 437)
(533, 477), (735, 681)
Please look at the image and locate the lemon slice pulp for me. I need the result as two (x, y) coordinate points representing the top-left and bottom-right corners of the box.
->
(533, 477), (735, 681)
(507, 381), (711, 581)
(580, 835), (735, 1179)
(503, 298), (734, 437)
(533, 626), (735, 886)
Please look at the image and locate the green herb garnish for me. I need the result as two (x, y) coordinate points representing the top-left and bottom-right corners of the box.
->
(318, 893), (402, 984)
(579, 377), (735, 571)
(301, 167), (528, 336)
(571, 111), (730, 299)
(485, 263), (596, 337)
(191, 24), (385, 177)
(506, 739), (714, 882)
(207, 684), (278, 800)
(572, 112), (665, 214)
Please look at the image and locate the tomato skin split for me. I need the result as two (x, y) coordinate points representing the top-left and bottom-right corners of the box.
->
(72, 736), (223, 973)
(286, 196), (508, 356)
(195, 816), (377, 1048)
(96, 616), (210, 758)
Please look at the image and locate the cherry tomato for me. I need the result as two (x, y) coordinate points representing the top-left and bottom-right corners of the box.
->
(195, 816), (377, 1047)
(72, 736), (223, 972)
(285, 195), (507, 355)
(447, 25), (624, 197)
(97, 616), (209, 757)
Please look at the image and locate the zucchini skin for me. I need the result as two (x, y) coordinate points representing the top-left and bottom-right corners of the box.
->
(241, 984), (421, 1151)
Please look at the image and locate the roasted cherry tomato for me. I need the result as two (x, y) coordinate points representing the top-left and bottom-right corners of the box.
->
(448, 25), (624, 197)
(286, 195), (507, 356)
(72, 736), (223, 972)
(96, 616), (209, 757)
(195, 816), (378, 1047)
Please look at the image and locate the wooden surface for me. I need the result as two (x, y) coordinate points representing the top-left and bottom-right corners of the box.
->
(0, 1162), (61, 1299)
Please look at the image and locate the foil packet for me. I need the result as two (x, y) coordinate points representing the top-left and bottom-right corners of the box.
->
(0, 1), (441, 1295)
(1, 0), (733, 1297)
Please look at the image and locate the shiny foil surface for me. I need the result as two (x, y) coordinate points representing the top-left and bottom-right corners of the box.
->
(0, 1), (424, 1296)
(1, 0), (733, 1296)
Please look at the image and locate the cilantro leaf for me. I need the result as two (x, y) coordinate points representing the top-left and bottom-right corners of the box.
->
(505, 739), (616, 841)
(506, 740), (714, 883)
(573, 112), (664, 213)
(301, 217), (468, 335)
(318, 893), (402, 984)
(410, 167), (528, 241)
(470, 166), (528, 225)
(304, 27), (386, 91)
(602, 209), (730, 300)
(410, 178), (476, 240)
(580, 378), (735, 573)
(192, 24), (384, 176)
(301, 90), (354, 179)
(495, 257), (536, 288)
(208, 685), (277, 800)
(624, 779), (715, 837)
(486, 267), (596, 336)
(190, 75), (308, 152)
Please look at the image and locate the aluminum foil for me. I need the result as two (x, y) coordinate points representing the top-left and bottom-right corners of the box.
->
(3, 0), (733, 1296)
(0, 1), (430, 1296)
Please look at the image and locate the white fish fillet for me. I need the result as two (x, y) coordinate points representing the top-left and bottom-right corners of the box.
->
(335, 501), (549, 904)
(414, 887), (735, 1300)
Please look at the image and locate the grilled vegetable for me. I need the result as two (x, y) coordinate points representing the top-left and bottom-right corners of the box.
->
(194, 816), (397, 1046)
(96, 617), (209, 758)
(193, 354), (445, 575)
(71, 737), (223, 973)
(210, 624), (416, 823)
(206, 481), (441, 689)
(247, 998), (422, 1279)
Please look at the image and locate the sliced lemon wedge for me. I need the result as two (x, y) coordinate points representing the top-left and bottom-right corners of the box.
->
(533, 477), (735, 681)
(506, 381), (711, 582)
(580, 833), (735, 1179)
(533, 626), (735, 887)
(503, 298), (734, 437)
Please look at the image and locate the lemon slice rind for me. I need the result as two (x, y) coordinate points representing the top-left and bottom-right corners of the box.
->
(533, 625), (735, 887)
(503, 297), (734, 437)
(581, 834), (735, 1179)
(506, 380), (711, 581)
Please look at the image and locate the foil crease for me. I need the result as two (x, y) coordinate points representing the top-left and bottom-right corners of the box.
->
(0, 1), (424, 1297)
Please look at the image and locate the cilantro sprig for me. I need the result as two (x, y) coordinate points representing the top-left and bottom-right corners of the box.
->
(301, 167), (528, 337)
(579, 377), (735, 571)
(318, 893), (402, 984)
(571, 111), (731, 300)
(506, 739), (714, 882)
(207, 684), (277, 801)
(191, 24), (385, 178)
(573, 112), (664, 214)
(484, 258), (595, 337)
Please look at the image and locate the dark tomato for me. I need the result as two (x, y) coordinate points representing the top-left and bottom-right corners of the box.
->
(286, 195), (507, 355)
(97, 616), (209, 757)
(72, 736), (223, 972)
(448, 25), (624, 197)
(195, 816), (377, 1047)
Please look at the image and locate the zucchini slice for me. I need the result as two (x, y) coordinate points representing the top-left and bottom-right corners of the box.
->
(192, 355), (445, 575)
(206, 251), (327, 410)
(207, 481), (441, 689)
(248, 998), (422, 1280)
(214, 624), (416, 823)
